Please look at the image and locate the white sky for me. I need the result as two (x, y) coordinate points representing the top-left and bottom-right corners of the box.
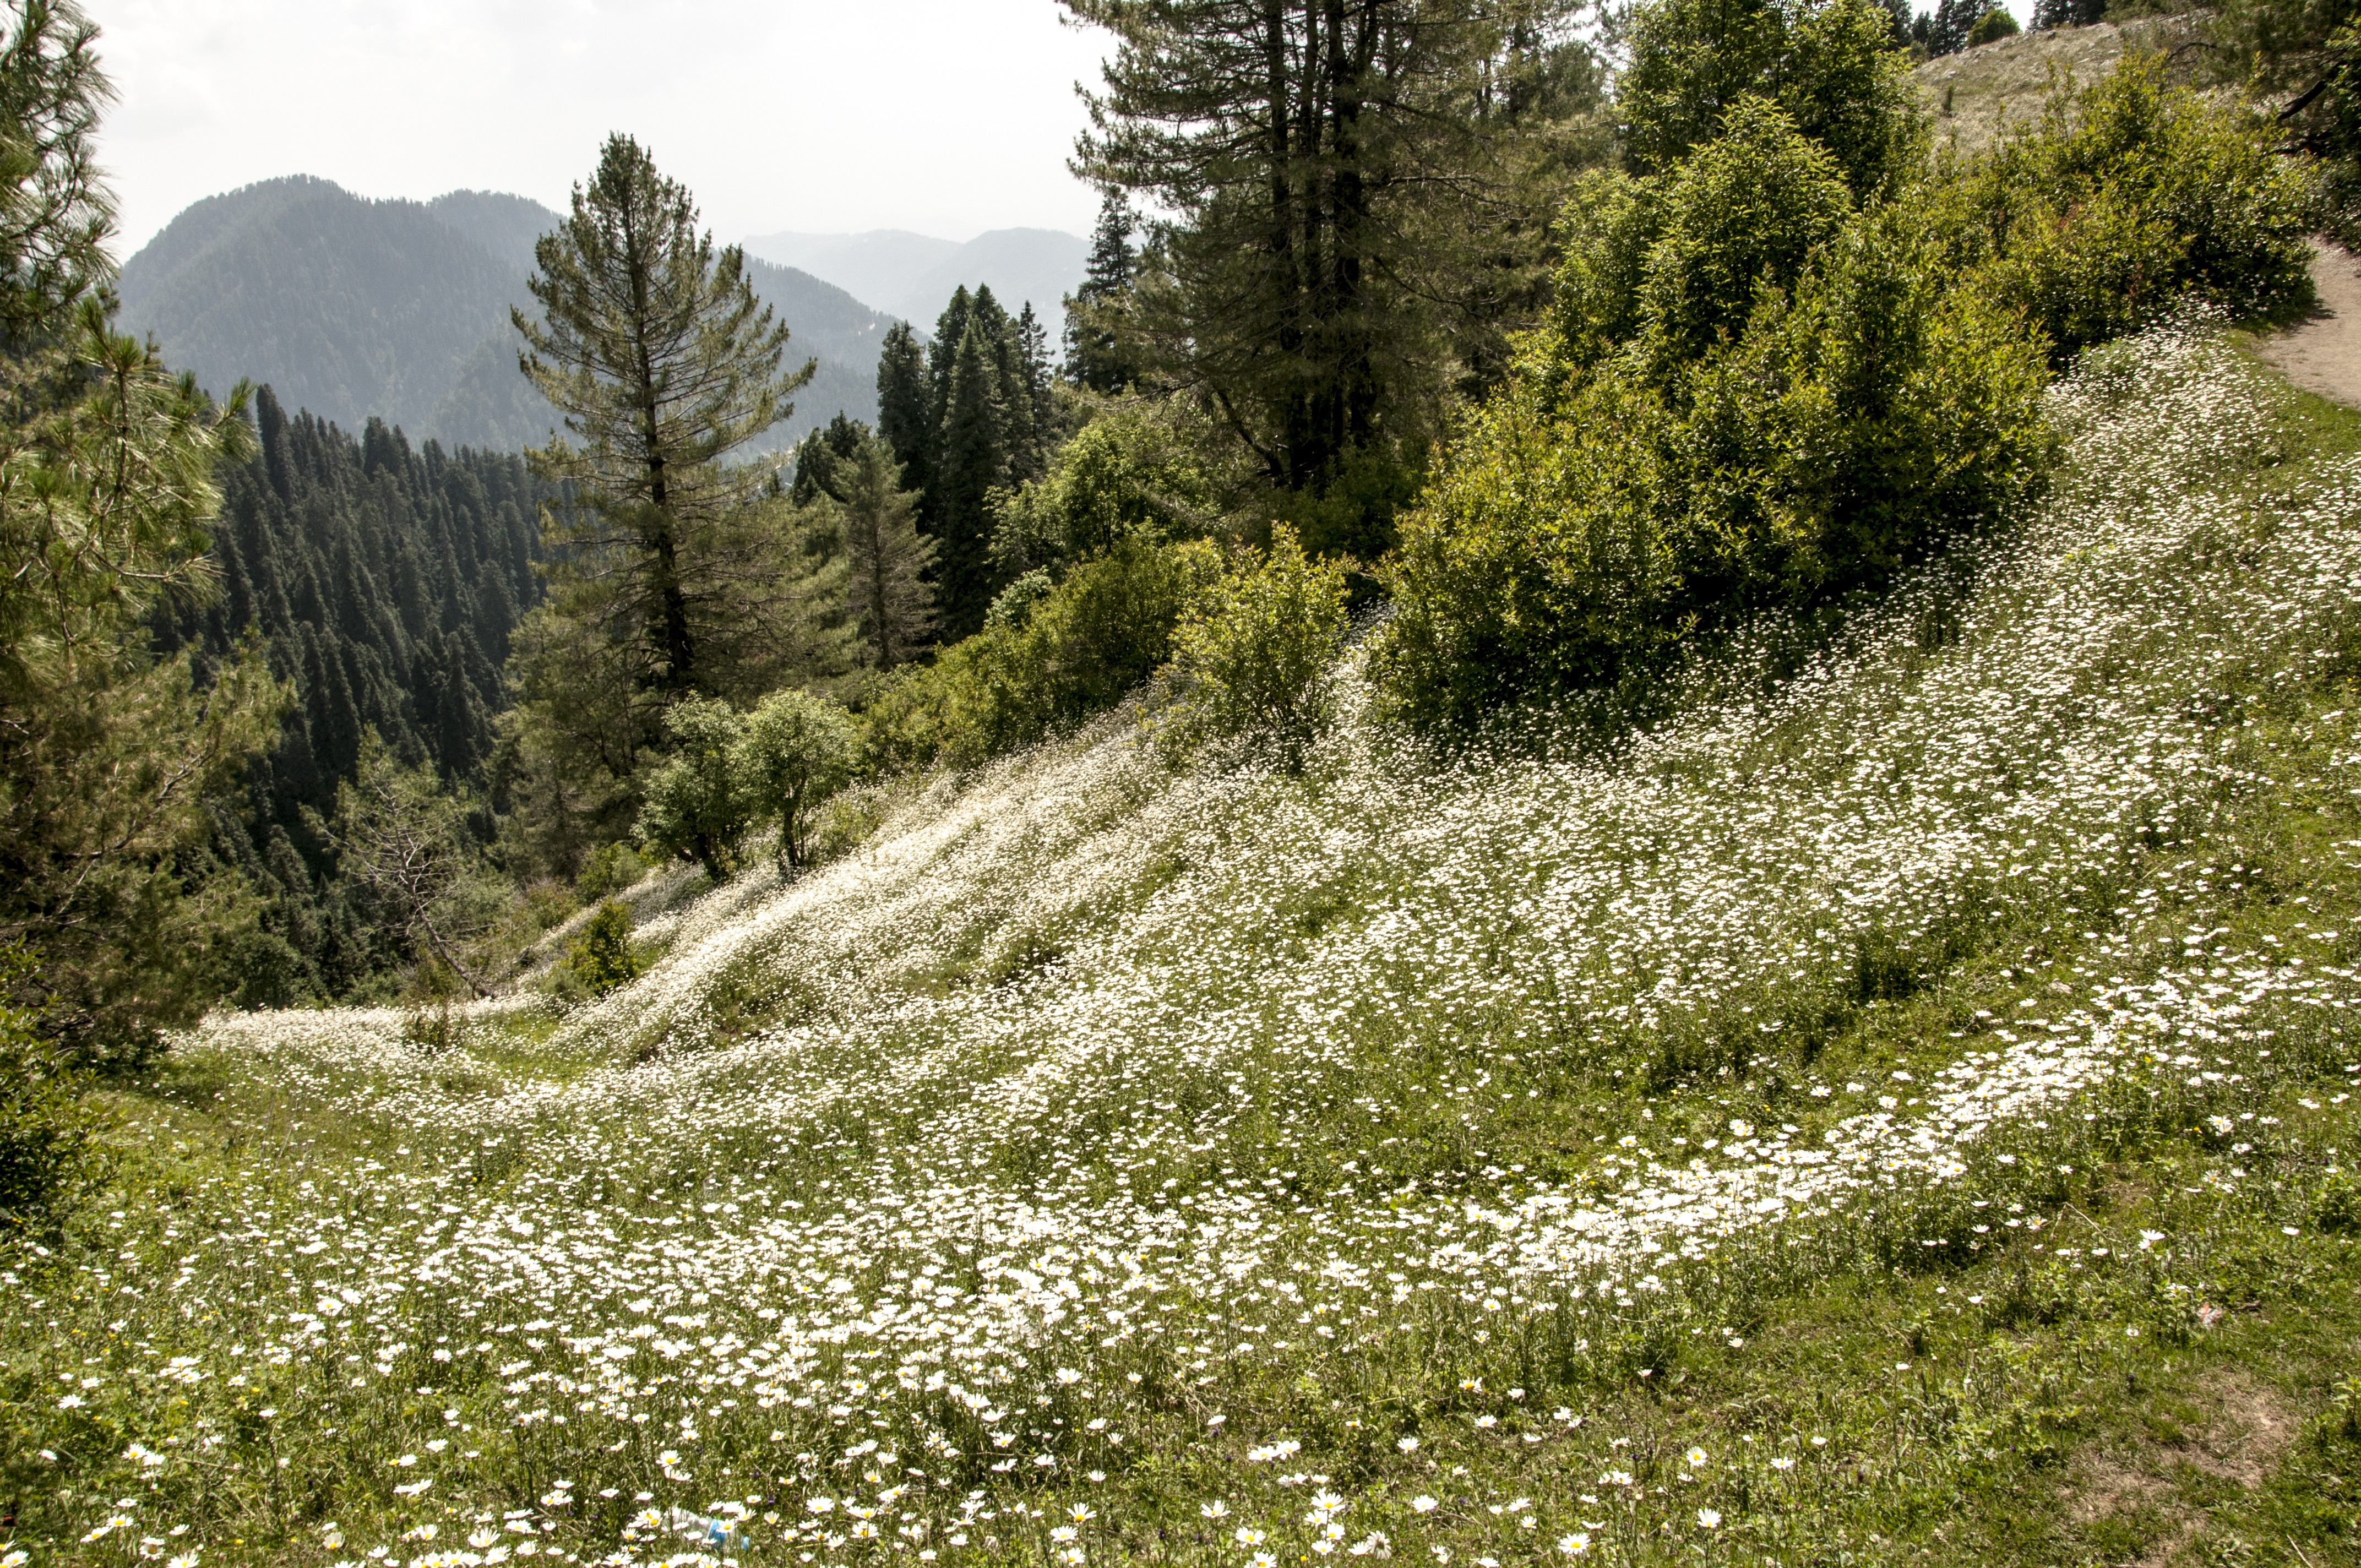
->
(90, 0), (1117, 257)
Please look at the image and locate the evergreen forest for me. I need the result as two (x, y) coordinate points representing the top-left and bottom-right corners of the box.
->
(11, 0), (2361, 1560)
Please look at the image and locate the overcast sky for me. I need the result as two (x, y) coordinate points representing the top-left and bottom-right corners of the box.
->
(90, 0), (1116, 258)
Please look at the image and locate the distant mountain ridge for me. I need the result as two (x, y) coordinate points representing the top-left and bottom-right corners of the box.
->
(743, 225), (1088, 339)
(117, 177), (897, 454)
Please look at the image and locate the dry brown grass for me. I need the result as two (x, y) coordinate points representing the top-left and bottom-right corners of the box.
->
(1915, 15), (2208, 156)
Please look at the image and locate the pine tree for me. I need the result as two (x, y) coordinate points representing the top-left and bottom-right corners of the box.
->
(829, 437), (936, 670)
(1010, 302), (1056, 482)
(1065, 0), (1593, 507)
(932, 317), (1010, 640)
(788, 412), (869, 505)
(514, 134), (817, 700)
(1921, 0), (1987, 54)
(0, 0), (280, 1059)
(874, 322), (931, 493)
(1063, 190), (1142, 394)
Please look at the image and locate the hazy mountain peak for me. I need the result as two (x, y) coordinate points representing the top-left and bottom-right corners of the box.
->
(116, 178), (897, 454)
(742, 224), (1087, 334)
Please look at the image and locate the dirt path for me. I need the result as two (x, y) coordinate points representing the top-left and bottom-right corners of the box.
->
(2257, 243), (2361, 409)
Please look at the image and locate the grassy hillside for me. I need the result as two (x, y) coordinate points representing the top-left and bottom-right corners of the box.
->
(1916, 17), (2204, 156)
(8, 320), (2361, 1564)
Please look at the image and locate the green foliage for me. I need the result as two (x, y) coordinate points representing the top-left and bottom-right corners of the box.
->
(862, 535), (1221, 772)
(161, 390), (548, 1005)
(635, 697), (749, 882)
(0, 0), (109, 346)
(1637, 97), (1855, 377)
(2295, 23), (2361, 244)
(0, 303), (280, 1062)
(1062, 190), (1144, 395)
(1379, 202), (2051, 727)
(734, 689), (857, 870)
(511, 133), (845, 813)
(1928, 57), (2318, 360)
(1375, 47), (2317, 733)
(1066, 0), (1603, 540)
(318, 733), (499, 997)
(0, 944), (103, 1240)
(872, 286), (1062, 641)
(574, 841), (645, 901)
(813, 432), (936, 671)
(565, 901), (642, 997)
(1620, 0), (1925, 199)
(1967, 6), (2020, 43)
(1157, 524), (1351, 763)
(987, 404), (1218, 579)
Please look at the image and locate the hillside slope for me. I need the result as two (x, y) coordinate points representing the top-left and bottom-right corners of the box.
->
(1916, 15), (2205, 155)
(11, 322), (2361, 1563)
(118, 177), (896, 453)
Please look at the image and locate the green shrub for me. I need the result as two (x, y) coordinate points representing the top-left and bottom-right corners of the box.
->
(1620, 0), (1925, 199)
(1966, 6), (2019, 45)
(576, 841), (646, 900)
(735, 689), (858, 870)
(1376, 209), (2050, 727)
(1637, 97), (1855, 379)
(636, 698), (750, 881)
(566, 901), (643, 997)
(987, 406), (1220, 579)
(862, 536), (1222, 772)
(0, 947), (104, 1242)
(1373, 51), (2305, 733)
(1157, 525), (1352, 763)
(1929, 56), (2317, 358)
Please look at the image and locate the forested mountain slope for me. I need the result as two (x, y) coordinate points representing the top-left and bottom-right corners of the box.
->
(117, 177), (896, 452)
(151, 386), (548, 1003)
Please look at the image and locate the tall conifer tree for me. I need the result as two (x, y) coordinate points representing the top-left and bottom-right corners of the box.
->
(933, 318), (1009, 639)
(829, 437), (936, 670)
(514, 134), (817, 699)
(874, 322), (931, 492)
(1063, 190), (1141, 393)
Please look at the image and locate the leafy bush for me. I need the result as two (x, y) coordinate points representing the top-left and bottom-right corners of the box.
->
(0, 948), (104, 1242)
(1620, 0), (1925, 199)
(575, 841), (646, 900)
(1966, 6), (2019, 44)
(862, 536), (1221, 772)
(1377, 209), (2050, 727)
(1374, 51), (2310, 733)
(1636, 97), (1855, 378)
(735, 689), (858, 870)
(1928, 56), (2317, 358)
(987, 406), (1220, 580)
(635, 698), (750, 881)
(566, 901), (643, 997)
(1157, 525), (1352, 763)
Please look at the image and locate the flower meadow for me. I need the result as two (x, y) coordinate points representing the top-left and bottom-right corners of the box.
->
(9, 322), (2361, 1565)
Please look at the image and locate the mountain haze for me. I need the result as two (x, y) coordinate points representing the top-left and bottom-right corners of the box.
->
(743, 224), (1087, 337)
(117, 177), (896, 453)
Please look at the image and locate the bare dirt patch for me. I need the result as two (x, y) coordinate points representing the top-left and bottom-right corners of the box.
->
(2257, 244), (2361, 411)
(2182, 1369), (2298, 1487)
(2064, 1370), (2300, 1566)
